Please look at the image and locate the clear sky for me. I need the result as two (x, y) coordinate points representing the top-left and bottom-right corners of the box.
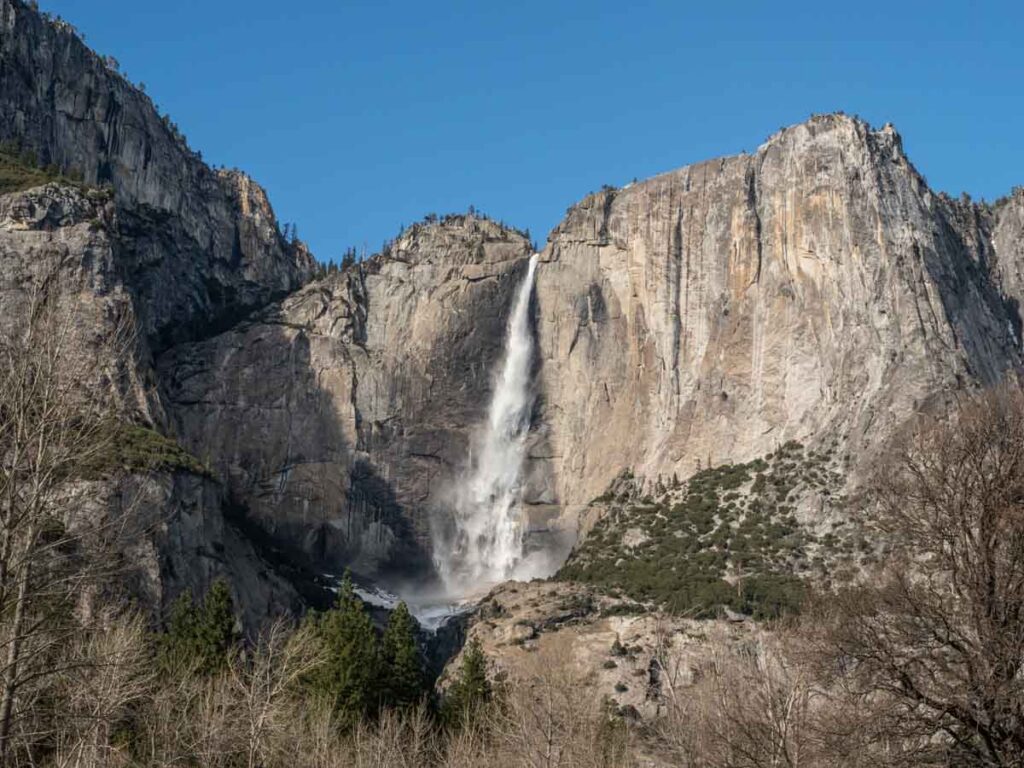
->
(41, 0), (1023, 263)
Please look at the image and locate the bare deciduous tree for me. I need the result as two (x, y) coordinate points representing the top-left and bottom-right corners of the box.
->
(231, 619), (326, 768)
(656, 628), (818, 768)
(815, 386), (1024, 766)
(488, 637), (633, 768)
(0, 281), (138, 761)
(50, 610), (151, 768)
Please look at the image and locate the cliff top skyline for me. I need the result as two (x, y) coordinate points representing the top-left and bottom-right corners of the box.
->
(37, 0), (1023, 263)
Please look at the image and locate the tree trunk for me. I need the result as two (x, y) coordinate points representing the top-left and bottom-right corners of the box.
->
(0, 557), (31, 760)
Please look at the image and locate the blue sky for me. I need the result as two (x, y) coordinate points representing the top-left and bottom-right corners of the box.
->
(42, 1), (1023, 263)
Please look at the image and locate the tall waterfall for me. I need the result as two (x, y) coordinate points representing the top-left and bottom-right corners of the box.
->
(436, 254), (539, 593)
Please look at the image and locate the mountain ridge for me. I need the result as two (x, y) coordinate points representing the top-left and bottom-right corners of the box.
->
(1, 0), (1024, 629)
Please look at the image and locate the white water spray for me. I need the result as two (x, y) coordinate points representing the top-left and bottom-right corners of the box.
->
(436, 254), (539, 593)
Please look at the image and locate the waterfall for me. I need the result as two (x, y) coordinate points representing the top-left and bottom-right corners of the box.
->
(436, 254), (539, 593)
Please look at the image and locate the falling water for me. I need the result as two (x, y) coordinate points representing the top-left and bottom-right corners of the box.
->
(435, 254), (539, 593)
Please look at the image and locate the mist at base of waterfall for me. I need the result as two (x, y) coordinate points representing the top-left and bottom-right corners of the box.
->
(372, 538), (570, 630)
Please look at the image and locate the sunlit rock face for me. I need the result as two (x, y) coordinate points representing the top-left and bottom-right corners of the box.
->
(532, 114), (1022, 522)
(3, 0), (1023, 621)
(159, 116), (1024, 593)
(991, 188), (1024, 315)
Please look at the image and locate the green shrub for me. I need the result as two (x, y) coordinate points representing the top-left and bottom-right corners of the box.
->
(557, 443), (849, 619)
(0, 145), (84, 194)
(83, 423), (210, 478)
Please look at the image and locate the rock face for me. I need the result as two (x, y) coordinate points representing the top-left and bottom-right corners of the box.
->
(0, 0), (315, 625)
(0, 0), (314, 354)
(81, 473), (306, 630)
(0, 182), (154, 414)
(440, 579), (759, 724)
(2, 2), (1024, 625)
(0, 180), (309, 626)
(533, 116), (1023, 519)
(155, 118), (1024, 592)
(158, 217), (534, 581)
(991, 189), (1024, 316)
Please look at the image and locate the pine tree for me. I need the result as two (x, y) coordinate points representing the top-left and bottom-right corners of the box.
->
(157, 578), (238, 676)
(301, 573), (380, 729)
(157, 590), (197, 675)
(340, 247), (356, 271)
(380, 601), (423, 708)
(195, 580), (236, 670)
(442, 637), (490, 725)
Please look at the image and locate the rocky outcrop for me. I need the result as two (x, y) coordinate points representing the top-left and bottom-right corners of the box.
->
(0, 1), (318, 625)
(533, 115), (1023, 520)
(440, 579), (759, 723)
(0, 182), (157, 414)
(991, 188), (1024, 322)
(80, 472), (306, 630)
(0, 180), (314, 624)
(158, 216), (535, 582)
(0, 0), (314, 352)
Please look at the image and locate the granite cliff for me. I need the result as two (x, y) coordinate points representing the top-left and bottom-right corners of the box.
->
(163, 116), (1024, 594)
(0, 0), (314, 361)
(2, 0), (1023, 627)
(158, 217), (535, 584)
(0, 0), (314, 623)
(533, 116), (1024, 519)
